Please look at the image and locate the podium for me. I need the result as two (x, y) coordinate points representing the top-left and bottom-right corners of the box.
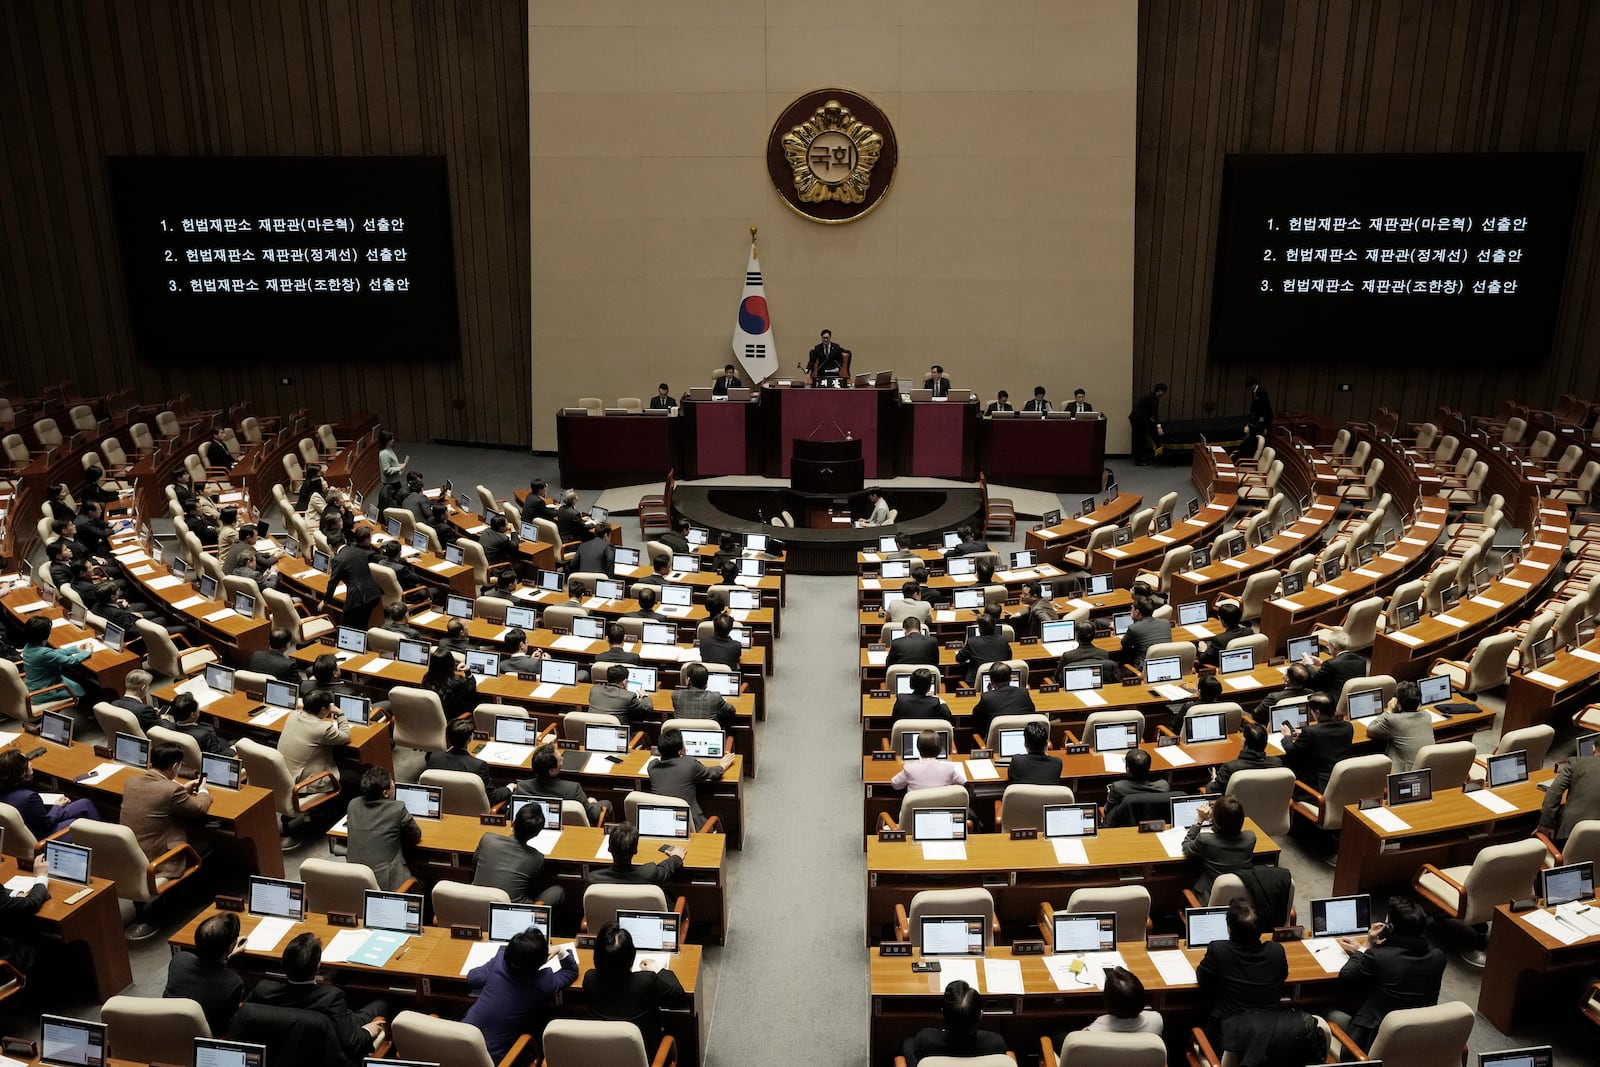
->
(790, 438), (864, 495)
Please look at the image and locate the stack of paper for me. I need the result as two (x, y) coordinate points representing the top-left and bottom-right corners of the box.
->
(244, 917), (297, 952)
(1052, 838), (1089, 865)
(1156, 746), (1196, 767)
(413, 611), (444, 625)
(1304, 937), (1350, 974)
(148, 574), (186, 591)
(982, 957), (1024, 994)
(965, 759), (998, 781)
(1523, 908), (1586, 945)
(1363, 807), (1412, 833)
(1101, 753), (1126, 774)
(1147, 949), (1197, 985)
(531, 683), (563, 699)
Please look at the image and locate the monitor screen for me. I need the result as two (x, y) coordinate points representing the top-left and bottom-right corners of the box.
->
(910, 808), (966, 842)
(394, 783), (442, 820)
(1061, 666), (1103, 692)
(918, 915), (984, 956)
(465, 650), (500, 677)
(445, 594), (474, 619)
(1178, 601), (1208, 626)
(636, 805), (691, 839)
(1286, 635), (1319, 662)
(506, 605), (537, 629)
(336, 626), (368, 654)
(1486, 750), (1530, 789)
(1579, 731), (1600, 759)
(952, 588), (983, 611)
(1039, 619), (1075, 645)
(1281, 571), (1306, 595)
(617, 909), (681, 953)
(1347, 689), (1384, 720)
(596, 579), (626, 600)
(1184, 712), (1227, 744)
(1092, 722), (1139, 753)
(1396, 600), (1421, 628)
(540, 659), (578, 686)
(337, 694), (371, 725)
(198, 573), (219, 600)
(40, 1015), (106, 1067)
(1310, 894), (1372, 938)
(978, 673), (1017, 694)
(40, 710), (73, 746)
(585, 723), (629, 753)
(1479, 1048), (1554, 1067)
(102, 621), (124, 652)
(114, 732), (149, 769)
(1387, 768), (1433, 806)
(1089, 573), (1112, 596)
(386, 517), (404, 539)
(1218, 647), (1254, 675)
(1144, 656), (1183, 683)
(363, 890), (424, 935)
(312, 549), (331, 573)
(1541, 862), (1595, 907)
(880, 561), (910, 580)
(995, 728), (1028, 758)
(488, 715), (535, 745)
(706, 672), (739, 696)
(264, 679), (299, 710)
(1270, 698), (1310, 732)
(614, 546), (641, 568)
(193, 1038), (266, 1067)
(1190, 546), (1213, 569)
(1043, 803), (1098, 838)
(44, 840), (91, 886)
(1052, 912), (1116, 954)
(1112, 612), (1133, 635)
(1185, 906), (1230, 948)
(641, 622), (676, 646)
(877, 536), (898, 553)
(1042, 510), (1062, 526)
(678, 729), (725, 759)
(947, 557), (976, 577)
(902, 731), (951, 761)
(671, 554), (700, 573)
(744, 533), (768, 553)
(397, 639), (430, 666)
(205, 663), (236, 693)
(624, 666), (658, 694)
(248, 875), (306, 921)
(487, 902), (551, 943)
(1169, 793), (1209, 830)
(201, 753), (243, 790)
(411, 530), (431, 552)
(661, 584), (693, 607)
(1010, 550), (1036, 569)
(536, 569), (563, 592)
(738, 557), (765, 579)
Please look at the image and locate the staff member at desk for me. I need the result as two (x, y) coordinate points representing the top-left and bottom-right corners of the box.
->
(589, 822), (685, 887)
(1022, 386), (1052, 413)
(464, 928), (578, 1062)
(903, 980), (1008, 1066)
(649, 383), (678, 411)
(1064, 388), (1095, 415)
(555, 489), (590, 545)
(856, 488), (892, 528)
(985, 390), (1013, 414)
(892, 669), (950, 722)
(518, 743), (612, 826)
(584, 922), (685, 1049)
(712, 364), (744, 396)
(971, 663), (1035, 740)
(473, 800), (566, 908)
(1328, 895), (1446, 1049)
(1005, 720), (1061, 786)
(521, 479), (557, 524)
(246, 932), (389, 1061)
(1364, 680), (1433, 771)
(923, 365), (952, 397)
(805, 329), (848, 385)
(891, 730), (965, 791)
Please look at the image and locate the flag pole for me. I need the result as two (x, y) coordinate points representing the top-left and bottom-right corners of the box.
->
(750, 224), (757, 255)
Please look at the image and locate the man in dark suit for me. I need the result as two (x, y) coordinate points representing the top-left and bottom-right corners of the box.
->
(375, 540), (425, 594)
(112, 669), (164, 734)
(1330, 895), (1446, 1049)
(1064, 388), (1095, 415)
(1281, 694), (1353, 792)
(670, 662), (736, 731)
(1129, 382), (1167, 465)
(583, 922), (685, 1050)
(955, 612), (1012, 687)
(1022, 386), (1052, 413)
(902, 980), (1007, 1066)
(1255, 662), (1314, 725)
(517, 743), (612, 826)
(1182, 794), (1257, 899)
(165, 692), (236, 757)
(647, 729), (735, 831)
(568, 522), (616, 578)
(886, 616), (939, 668)
(984, 390), (1013, 415)
(164, 911), (246, 1035)
(944, 526), (990, 557)
(805, 329), (845, 385)
(74, 500), (114, 558)
(400, 473), (431, 526)
(648, 383), (678, 411)
(471, 799), (565, 907)
(696, 613), (743, 669)
(1117, 594), (1173, 668)
(247, 933), (389, 1061)
(479, 514), (516, 567)
(203, 427), (237, 470)
(555, 490), (590, 546)
(1539, 750), (1600, 844)
(1207, 721), (1281, 794)
(1305, 631), (1367, 698)
(520, 480), (557, 525)
(1198, 600), (1253, 668)
(1195, 900), (1287, 1046)
(891, 668), (950, 722)
(248, 627), (300, 683)
(323, 526), (383, 631)
(711, 365), (744, 396)
(588, 664), (652, 728)
(595, 623), (644, 667)
(1006, 580), (1060, 640)
(1005, 721), (1062, 786)
(1056, 621), (1119, 683)
(625, 586), (669, 623)
(971, 662), (1035, 740)
(427, 718), (511, 806)
(588, 822), (685, 887)
(657, 518), (693, 554)
(344, 766), (422, 893)
(1103, 748), (1170, 826)
(922, 365), (952, 397)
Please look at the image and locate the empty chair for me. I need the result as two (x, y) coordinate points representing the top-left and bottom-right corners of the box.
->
(1334, 439), (1370, 478)
(70, 818), (202, 940)
(1430, 630), (1517, 696)
(1063, 525), (1115, 570)
(1049, 1032), (1166, 1067)
(1552, 461), (1600, 505)
(1321, 596), (1383, 653)
(562, 710), (626, 744)
(895, 887), (998, 946)
(1238, 459), (1283, 503)
(0, 802), (55, 859)
(1472, 724), (1555, 781)
(389, 686), (448, 752)
(1224, 767), (1295, 838)
(1063, 885), (1150, 937)
(433, 881), (510, 928)
(542, 1018), (672, 1067)
(261, 588), (335, 645)
(1292, 753), (1391, 832)
(1336, 458), (1384, 502)
(1412, 837), (1548, 965)
(1237, 569), (1282, 625)
(300, 857), (382, 916)
(135, 620), (218, 684)
(1411, 741), (1476, 791)
(101, 995), (211, 1064)
(94, 701), (146, 742)
(998, 784), (1075, 832)
(583, 883), (677, 935)
(1127, 508), (1154, 539)
(1330, 1002), (1473, 1067)
(1551, 820), (1600, 869)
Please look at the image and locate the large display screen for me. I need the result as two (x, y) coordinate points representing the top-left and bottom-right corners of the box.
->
(1209, 153), (1582, 361)
(107, 156), (459, 359)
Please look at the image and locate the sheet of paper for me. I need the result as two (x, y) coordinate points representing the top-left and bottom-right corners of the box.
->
(172, 595), (206, 611)
(532, 683), (562, 699)
(965, 759), (998, 781)
(1354, 567), (1382, 579)
(934, 610), (957, 623)
(2, 875), (44, 895)
(1466, 789), (1517, 814)
(1282, 530), (1307, 540)
(632, 952), (671, 972)
(1042, 954), (1090, 991)
(249, 708), (291, 727)
(1320, 582), (1348, 595)
(921, 841), (968, 862)
(1042, 642), (1072, 658)
(1104, 548), (1126, 558)
(1304, 937), (1350, 974)
(427, 561), (456, 573)
(365, 657), (392, 675)
(1224, 675), (1256, 691)
(1266, 733), (1286, 755)
(37, 792), (65, 807)
(1401, 537), (1429, 547)
(1156, 684), (1191, 701)
(939, 958), (980, 992)
(1571, 648), (1600, 664)
(10, 600), (49, 615)
(1101, 752), (1126, 774)
(982, 957), (1025, 995)
(1502, 577), (1531, 589)
(320, 928), (374, 964)
(1434, 614), (1468, 628)
(594, 836), (613, 861)
(1156, 745), (1196, 767)
(128, 565), (155, 576)
(1364, 807), (1412, 833)
(477, 741), (534, 766)
(203, 608), (236, 622)
(1523, 908), (1586, 946)
(1470, 596), (1505, 610)
(147, 574), (186, 590)
(412, 610), (443, 625)
(1183, 624), (1211, 640)
(1390, 632), (1423, 646)
(1223, 558), (1248, 569)
(1052, 838), (1089, 865)
(1156, 827), (1187, 858)
(583, 752), (616, 775)
(244, 916), (297, 952)
(865, 650), (887, 666)
(79, 762), (125, 785)
(1525, 671), (1567, 688)
(1076, 690), (1107, 707)
(459, 940), (503, 975)
(552, 635), (593, 653)
(1555, 902), (1600, 939)
(1523, 559), (1551, 571)
(1381, 552), (1408, 563)
(528, 828), (564, 853)
(1148, 949), (1197, 986)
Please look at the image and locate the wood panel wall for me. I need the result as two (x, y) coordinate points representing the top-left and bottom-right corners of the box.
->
(1136, 0), (1600, 427)
(0, 0), (530, 447)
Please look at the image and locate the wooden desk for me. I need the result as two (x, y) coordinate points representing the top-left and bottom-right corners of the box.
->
(172, 906), (707, 1064)
(979, 412), (1106, 493)
(1331, 770), (1554, 895)
(105, 550), (271, 663)
(0, 735), (285, 878)
(158, 689), (394, 776)
(856, 565), (1069, 610)
(856, 588), (1134, 645)
(863, 821), (1280, 935)
(0, 855), (130, 1000)
(0, 590), (139, 694)
(1165, 496), (1342, 607)
(1504, 633), (1600, 734)
(1092, 497), (1239, 586)
(1478, 898), (1600, 1032)
(327, 817), (729, 943)
(1022, 493), (1144, 566)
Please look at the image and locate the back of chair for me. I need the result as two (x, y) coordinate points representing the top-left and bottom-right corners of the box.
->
(382, 507), (415, 542)
(473, 703), (528, 734)
(0, 804), (37, 857)
(389, 686), (447, 751)
(1496, 724), (1555, 770)
(542, 604), (587, 633)
(543, 1018), (649, 1067)
(1225, 767), (1294, 838)
(420, 769), (492, 816)
(1339, 596), (1384, 650)
(390, 1010), (496, 1067)
(1463, 630), (1518, 691)
(1411, 741), (1476, 790)
(1561, 820), (1600, 868)
(897, 785), (970, 828)
(562, 709), (623, 743)
(102, 995), (210, 1063)
(69, 819), (157, 903)
(1458, 838), (1548, 926)
(1222, 633), (1269, 662)
(459, 539), (489, 586)
(1143, 641), (1195, 676)
(432, 881), (509, 928)
(584, 883), (668, 933)
(986, 714), (1049, 754)
(908, 887), (996, 948)
(1058, 1031), (1167, 1067)
(1365, 1002), (1474, 1067)
(299, 857), (381, 916)
(1238, 569), (1283, 622)
(234, 738), (298, 818)
(1319, 755), (1392, 829)
(1183, 701), (1244, 735)
(135, 619), (183, 680)
(623, 790), (690, 829)
(1335, 675), (1397, 718)
(1082, 709), (1145, 741)
(222, 575), (265, 618)
(148, 725), (202, 777)
(1065, 885), (1150, 938)
(998, 784), (1074, 832)
(94, 701), (146, 742)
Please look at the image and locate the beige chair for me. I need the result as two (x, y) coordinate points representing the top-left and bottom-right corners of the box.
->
(1413, 838), (1548, 964)
(560, 799), (594, 828)
(221, 574), (265, 618)
(0, 659), (72, 725)
(476, 595), (514, 624)
(1334, 439), (1370, 478)
(300, 857), (382, 915)
(542, 604), (587, 633)
(1222, 632), (1269, 663)
(1082, 709), (1144, 745)
(1430, 630), (1517, 696)
(1330, 1002), (1473, 1066)
(234, 737), (341, 828)
(1336, 458), (1384, 502)
(1134, 544), (1192, 594)
(1471, 724), (1555, 782)
(1224, 767), (1294, 838)
(1382, 579), (1425, 631)
(1237, 569), (1282, 625)
(616, 397), (644, 413)
(583, 883), (677, 934)
(0, 801), (62, 859)
(262, 587), (334, 644)
(623, 790), (720, 835)
(1552, 461), (1600, 505)
(392, 1009), (531, 1067)
(1440, 460), (1487, 506)
(459, 539), (490, 588)
(1550, 820), (1600, 869)
(101, 995), (211, 1063)
(433, 881), (509, 928)
(1239, 459), (1283, 503)
(895, 887), (998, 946)
(389, 686), (448, 752)
(1335, 675), (1397, 719)
(880, 785), (970, 834)
(982, 714), (1050, 754)
(997, 784), (1074, 832)
(1063, 885), (1150, 938)
(1063, 525), (1115, 570)
(94, 701), (147, 743)
(231, 669), (272, 700)
(1321, 596), (1383, 653)
(135, 619), (217, 684)
(71, 818), (201, 939)
(1291, 753), (1390, 832)
(473, 703), (529, 734)
(1411, 741), (1476, 790)
(562, 709), (626, 744)
(887, 718), (955, 759)
(420, 769), (496, 815)
(147, 725), (203, 777)
(1049, 1032), (1166, 1067)
(382, 507), (416, 543)
(1141, 641), (1195, 676)
(543, 1018), (672, 1067)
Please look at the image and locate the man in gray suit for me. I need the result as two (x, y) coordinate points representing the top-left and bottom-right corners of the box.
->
(1364, 680), (1434, 771)
(669, 663), (737, 731)
(588, 663), (652, 728)
(472, 800), (566, 909)
(1540, 751), (1600, 845)
(516, 744), (612, 825)
(886, 581), (934, 626)
(344, 766), (421, 893)
(594, 622), (643, 667)
(647, 729), (735, 831)
(1117, 593), (1173, 669)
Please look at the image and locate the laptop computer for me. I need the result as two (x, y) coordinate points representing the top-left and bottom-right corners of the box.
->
(1268, 698), (1310, 732)
(114, 732), (149, 769)
(1184, 906), (1230, 948)
(911, 808), (967, 842)
(1418, 674), (1453, 707)
(393, 783), (442, 820)
(102, 620), (125, 653)
(39, 709), (73, 746)
(1112, 612), (1133, 636)
(1190, 546), (1213, 569)
(1486, 750), (1530, 789)
(248, 875), (307, 921)
(505, 604), (538, 629)
(1387, 768), (1433, 805)
(596, 579), (627, 600)
(264, 679), (299, 710)
(540, 659), (578, 686)
(1540, 861), (1595, 906)
(464, 650), (501, 677)
(397, 639), (430, 666)
(1144, 656), (1183, 684)
(1092, 721), (1140, 753)
(918, 915), (985, 956)
(1088, 573), (1113, 596)
(1579, 731), (1600, 759)
(40, 1015), (107, 1067)
(624, 666), (658, 694)
(199, 573), (219, 600)
(487, 901), (552, 943)
(336, 625), (368, 657)
(201, 752), (243, 790)
(947, 557), (976, 577)
(1310, 894), (1372, 938)
(584, 723), (629, 755)
(1478, 1048), (1553, 1067)
(1043, 803), (1099, 838)
(952, 588), (984, 611)
(1218, 647), (1254, 675)
(1178, 601), (1208, 626)
(1060, 666), (1105, 692)
(706, 672), (739, 696)
(1052, 912), (1116, 953)
(1320, 558), (1343, 582)
(491, 715), (539, 746)
(44, 839), (92, 885)
(1394, 600), (1422, 629)
(1184, 711), (1228, 744)
(536, 569), (563, 592)
(445, 594), (474, 619)
(508, 795), (562, 828)
(445, 543), (465, 566)
(363, 890), (424, 935)
(641, 622), (677, 646)
(636, 804), (691, 839)
(205, 663), (236, 694)
(1010, 550), (1036, 569)
(193, 1037), (266, 1067)
(1286, 634), (1319, 663)
(1169, 793), (1209, 830)
(659, 584), (693, 608)
(1526, 634), (1556, 671)
(677, 728), (725, 759)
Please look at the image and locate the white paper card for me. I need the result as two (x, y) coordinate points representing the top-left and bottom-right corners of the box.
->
(1525, 671), (1567, 688)
(1184, 624), (1211, 640)
(1355, 568), (1382, 579)
(982, 957), (1025, 995)
(553, 635), (593, 652)
(1435, 614), (1468, 627)
(1502, 577), (1531, 589)
(2, 876), (45, 895)
(965, 759), (998, 781)
(245, 917), (296, 952)
(203, 608), (236, 622)
(1156, 827), (1187, 858)
(412, 611), (443, 625)
(1076, 690), (1107, 707)
(583, 753), (616, 775)
(147, 575), (186, 591)
(939, 958), (980, 992)
(364, 658), (392, 675)
(859, 578), (881, 591)
(320, 928), (372, 963)
(1148, 949), (1197, 986)
(1364, 807), (1412, 833)
(249, 708), (291, 727)
(1470, 597), (1505, 610)
(528, 828), (564, 853)
(1052, 839), (1089, 865)
(532, 683), (562, 699)
(1390, 632), (1423, 646)
(477, 742), (535, 766)
(1524, 908), (1586, 946)
(172, 595), (206, 611)
(1304, 937), (1350, 974)
(1466, 789), (1517, 815)
(1156, 684), (1192, 701)
(1224, 675), (1256, 691)
(460, 940), (503, 975)
(921, 841), (967, 862)
(866, 651), (887, 666)
(1157, 745), (1197, 767)
(1572, 648), (1600, 663)
(1101, 753), (1126, 774)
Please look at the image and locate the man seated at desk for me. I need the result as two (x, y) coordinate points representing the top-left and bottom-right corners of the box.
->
(555, 489), (590, 546)
(521, 479), (557, 525)
(1327, 894), (1446, 1049)
(944, 526), (990, 557)
(1365, 680), (1433, 771)
(902, 980), (1007, 1067)
(955, 612), (1011, 688)
(1006, 721), (1062, 786)
(856, 488), (892, 528)
(1103, 748), (1169, 827)
(923, 365), (952, 397)
(648, 728), (735, 831)
(280, 689), (354, 805)
(1197, 600), (1252, 669)
(465, 928), (578, 1063)
(112, 669), (163, 734)
(1305, 631), (1367, 698)
(887, 617), (938, 668)
(473, 799), (566, 908)
(670, 662), (736, 731)
(971, 662), (1035, 740)
(345, 766), (422, 893)
(589, 821), (685, 887)
(584, 922), (685, 1050)
(568, 522), (617, 579)
(517, 743), (612, 826)
(712, 365), (743, 396)
(1207, 721), (1281, 795)
(648, 383), (677, 411)
(249, 627), (300, 683)
(1182, 795), (1257, 899)
(1064, 388), (1095, 415)
(380, 601), (425, 641)
(985, 390), (1013, 415)
(479, 514), (516, 568)
(892, 669), (950, 723)
(121, 742), (211, 934)
(625, 587), (668, 623)
(697, 613), (743, 669)
(1280, 693), (1352, 793)
(428, 718), (512, 806)
(165, 911), (245, 1036)
(806, 329), (847, 385)
(1007, 580), (1060, 640)
(596, 623), (644, 667)
(890, 730), (965, 792)
(165, 692), (236, 758)
(1117, 594), (1172, 669)
(246, 932), (389, 1062)
(1022, 386), (1052, 414)
(1195, 899), (1287, 1048)
(886, 581), (933, 626)
(1056, 621), (1119, 683)
(1255, 662), (1313, 724)
(1538, 743), (1600, 847)
(589, 664), (653, 728)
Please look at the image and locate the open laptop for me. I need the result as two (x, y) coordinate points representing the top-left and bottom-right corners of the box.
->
(363, 890), (424, 934)
(636, 803), (691, 839)
(1387, 768), (1433, 806)
(678, 728), (726, 759)
(1485, 750), (1530, 789)
(487, 901), (552, 943)
(114, 732), (149, 769)
(918, 915), (984, 956)
(397, 639), (430, 666)
(1144, 655), (1183, 684)
(1579, 731), (1600, 759)
(902, 730), (952, 760)
(39, 709), (73, 746)
(671, 553), (700, 575)
(624, 666), (658, 694)
(1540, 862), (1595, 906)
(1184, 906), (1230, 948)
(1418, 674), (1453, 707)
(44, 839), (92, 886)
(1310, 894), (1372, 938)
(993, 727), (1029, 762)
(393, 783), (443, 820)
(193, 1037), (266, 1067)
(911, 808), (966, 842)
(1043, 803), (1099, 838)
(248, 875), (307, 921)
(336, 625), (368, 657)
(312, 548), (332, 573)
(465, 650), (500, 677)
(202, 752), (243, 790)
(1346, 688), (1385, 720)
(1177, 601), (1208, 626)
(586, 723), (629, 753)
(445, 594), (474, 619)
(1183, 711), (1228, 745)
(1088, 573), (1113, 596)
(1052, 911), (1116, 953)
(641, 622), (677, 646)
(102, 620), (125, 653)
(536, 569), (564, 592)
(264, 678), (299, 710)
(730, 588), (762, 612)
(1479, 1048), (1553, 1067)
(539, 659), (578, 686)
(1286, 634), (1319, 663)
(706, 672), (739, 696)
(491, 715), (540, 745)
(1092, 721), (1140, 753)
(40, 1015), (107, 1067)
(508, 795), (562, 828)
(199, 573), (219, 600)
(952, 588), (984, 611)
(947, 556), (976, 577)
(596, 579), (627, 600)
(1169, 793), (1209, 830)
(505, 605), (537, 629)
(336, 693), (372, 726)
(1009, 550), (1036, 569)
(1112, 612), (1133, 636)
(618, 909), (682, 953)
(1218, 647), (1254, 675)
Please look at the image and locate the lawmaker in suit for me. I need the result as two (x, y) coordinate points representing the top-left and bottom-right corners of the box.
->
(376, 429), (407, 509)
(323, 526), (382, 630)
(517, 743), (612, 826)
(589, 663), (652, 728)
(1064, 388), (1095, 415)
(1182, 794), (1257, 900)
(1103, 748), (1170, 826)
(279, 690), (352, 801)
(247, 933), (389, 1063)
(1540, 751), (1600, 844)
(697, 613), (743, 669)
(970, 662), (1035, 740)
(1329, 895), (1446, 1050)
(1128, 382), (1167, 465)
(1207, 721), (1282, 794)
(1195, 900), (1287, 1046)
(0, 749), (100, 840)
(588, 821), (684, 887)
(1006, 721), (1063, 786)
(427, 718), (512, 806)
(1117, 594), (1173, 668)
(204, 426), (237, 470)
(479, 514), (516, 567)
(1305, 631), (1367, 697)
(120, 742), (212, 881)
(20, 616), (94, 715)
(249, 627), (300, 682)
(344, 766), (421, 892)
(166, 692), (236, 758)
(1056, 622), (1119, 683)
(583, 922), (685, 1050)
(521, 479), (557, 524)
(886, 582), (934, 626)
(1364, 679), (1434, 771)
(923, 365), (952, 397)
(555, 489), (591, 545)
(164, 912), (246, 1035)
(1281, 694), (1353, 792)
(891, 668), (951, 722)
(711, 365), (744, 396)
(955, 612), (1012, 687)
(670, 662), (737, 731)
(568, 521), (617, 578)
(1022, 386), (1052, 413)
(944, 526), (990, 556)
(648, 729), (735, 831)
(805, 329), (847, 385)
(985, 390), (1013, 414)
(464, 930), (577, 1062)
(648, 383), (678, 411)
(887, 617), (939, 668)
(472, 798), (566, 908)
(902, 980), (1008, 1066)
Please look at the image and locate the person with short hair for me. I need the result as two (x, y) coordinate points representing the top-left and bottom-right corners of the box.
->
(1182, 794), (1257, 899)
(886, 580), (934, 626)
(1329, 895), (1447, 1048)
(1538, 744), (1600, 846)
(120, 741), (212, 884)
(165, 910), (245, 1034)
(422, 647), (478, 720)
(985, 390), (1013, 415)
(902, 979), (1008, 1065)
(1365, 679), (1434, 771)
(472, 800), (566, 908)
(886, 615), (939, 668)
(381, 600), (424, 640)
(891, 667), (950, 722)
(322, 525), (383, 630)
(1006, 580), (1060, 639)
(588, 663), (652, 728)
(555, 489), (589, 546)
(112, 668), (163, 733)
(376, 539), (424, 592)
(344, 765), (420, 892)
(247, 931), (389, 1061)
(955, 611), (1011, 687)
(480, 513), (515, 567)
(0, 749), (99, 839)
(249, 627), (299, 682)
(890, 729), (963, 791)
(1256, 661), (1314, 723)
(806, 329), (846, 385)
(20, 615), (95, 716)
(1304, 629), (1368, 697)
(625, 585), (667, 622)
(587, 821), (684, 887)
(1007, 720), (1063, 786)
(856, 488), (891, 528)
(164, 691), (235, 757)
(1056, 620), (1118, 684)
(648, 729), (736, 830)
(463, 926), (578, 1061)
(516, 742), (612, 825)
(1103, 748), (1169, 826)
(1065, 388), (1094, 416)
(278, 688), (352, 801)
(569, 520), (617, 578)
(1023, 386), (1052, 414)
(922, 364), (952, 397)
(669, 661), (736, 731)
(697, 612), (743, 669)
(1118, 593), (1173, 668)
(1281, 693), (1353, 792)
(712, 364), (743, 396)
(1207, 720), (1281, 794)
(401, 472), (432, 526)
(971, 661), (1035, 740)
(648, 383), (678, 411)
(426, 717), (511, 806)
(1196, 899), (1287, 1045)
(1129, 382), (1167, 466)
(583, 922), (685, 1048)
(1085, 965), (1161, 1034)
(1199, 600), (1252, 668)
(595, 622), (644, 666)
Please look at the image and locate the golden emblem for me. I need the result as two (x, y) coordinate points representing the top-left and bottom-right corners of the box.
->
(780, 99), (884, 205)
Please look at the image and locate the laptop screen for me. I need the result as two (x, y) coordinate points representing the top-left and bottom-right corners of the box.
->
(880, 561), (910, 581)
(978, 673), (1018, 693)
(337, 625), (368, 654)
(487, 902), (551, 943)
(911, 808), (966, 841)
(1418, 674), (1452, 706)
(337, 694), (371, 725)
(103, 620), (124, 652)
(248, 875), (306, 921)
(387, 517), (403, 538)
(671, 553), (699, 573)
(1479, 1048), (1554, 1067)
(1169, 794), (1209, 829)
(597, 579), (627, 600)
(1387, 768), (1433, 805)
(678, 729), (725, 758)
(585, 723), (629, 753)
(1310, 894), (1372, 938)
(394, 783), (442, 820)
(1089, 573), (1113, 595)
(1486, 750), (1530, 789)
(919, 915), (984, 956)
(1541, 862), (1595, 907)
(636, 804), (690, 839)
(744, 533), (768, 553)
(44, 840), (91, 885)
(1218, 647), (1254, 675)
(1184, 712), (1227, 744)
(1092, 722), (1139, 753)
(624, 666), (658, 694)
(1280, 571), (1306, 595)
(490, 715), (537, 745)
(506, 605), (538, 629)
(996, 728), (1028, 758)
(1053, 912), (1116, 953)
(1270, 698), (1309, 732)
(509, 795), (563, 831)
(952, 588), (983, 610)
(706, 672), (739, 696)
(877, 535), (898, 553)
(465, 650), (500, 677)
(206, 662), (236, 693)
(1112, 612), (1133, 635)
(1061, 666), (1103, 692)
(114, 732), (149, 768)
(40, 709), (73, 746)
(1579, 732), (1600, 759)
(1347, 688), (1384, 720)
(193, 1038), (265, 1067)
(199, 573), (219, 600)
(312, 548), (331, 573)
(363, 890), (424, 935)
(1039, 620), (1074, 645)
(1178, 601), (1208, 626)
(1396, 600), (1421, 628)
(1185, 906), (1230, 948)
(686, 527), (708, 547)
(1286, 634), (1319, 662)
(445, 594), (474, 619)
(202, 752), (243, 789)
(617, 909), (681, 953)
(40, 1015), (106, 1067)
(1043, 803), (1099, 838)
(540, 659), (578, 686)
(1144, 656), (1182, 683)
(264, 679), (299, 710)
(947, 557), (975, 577)
(902, 731), (951, 760)
(1010, 550), (1036, 569)
(410, 530), (430, 552)
(660, 584), (693, 608)
(536, 569), (563, 592)
(641, 622), (676, 646)
(397, 639), (430, 666)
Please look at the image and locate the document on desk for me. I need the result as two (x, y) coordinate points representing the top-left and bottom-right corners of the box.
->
(1434, 614), (1468, 628)
(1501, 577), (1531, 589)
(477, 742), (534, 766)
(1571, 648), (1600, 664)
(1470, 596), (1505, 610)
(364, 657), (392, 675)
(1156, 745), (1196, 768)
(859, 578), (880, 591)
(982, 958), (1025, 995)
(865, 650), (887, 666)
(552, 635), (594, 653)
(1381, 552), (1408, 563)
(148, 574), (187, 591)
(128, 565), (155, 577)
(76, 763), (125, 786)
(964, 759), (998, 781)
(1182, 625), (1211, 641)
(249, 708), (291, 728)
(1101, 752), (1126, 774)
(1052, 838), (1089, 865)
(934, 611), (957, 623)
(1042, 642), (1072, 658)
(1148, 949), (1197, 986)
(348, 931), (411, 968)
(1077, 690), (1107, 707)
(412, 610), (443, 625)
(532, 683), (563, 700)
(1390, 632), (1423, 646)
(1156, 827), (1188, 859)
(172, 595), (206, 611)
(1465, 789), (1518, 815)
(583, 753), (616, 775)
(1556, 902), (1600, 939)
(459, 940), (503, 975)
(202, 608), (237, 623)
(427, 561), (457, 573)
(1266, 733), (1286, 755)
(1363, 807), (1412, 833)
(1224, 675), (1257, 691)
(528, 828), (564, 853)
(1524, 671), (1567, 688)
(1523, 908), (1586, 946)
(921, 841), (967, 862)
(320, 929), (374, 964)
(244, 916), (297, 952)
(594, 836), (613, 861)
(1304, 937), (1350, 974)
(2, 875), (44, 895)
(175, 677), (222, 708)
